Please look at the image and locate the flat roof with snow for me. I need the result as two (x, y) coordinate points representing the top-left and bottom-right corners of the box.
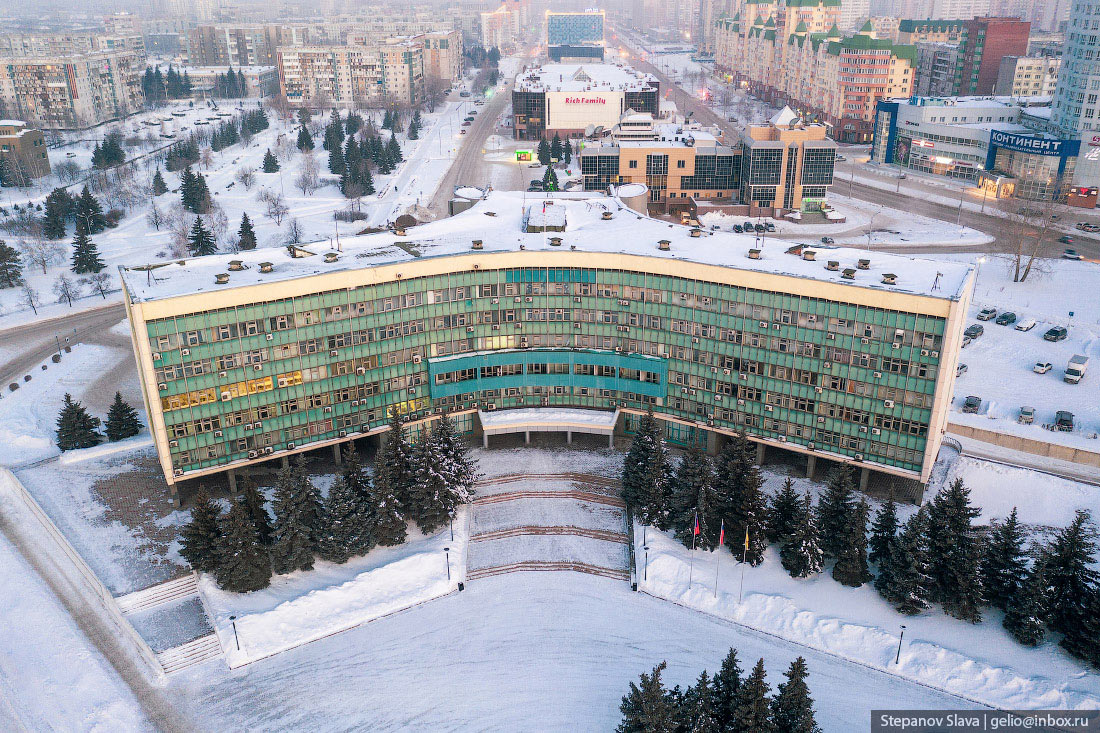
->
(514, 63), (657, 93)
(119, 191), (973, 305)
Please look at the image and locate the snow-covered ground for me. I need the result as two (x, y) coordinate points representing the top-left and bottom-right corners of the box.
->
(169, 572), (973, 732)
(0, 531), (151, 732)
(635, 523), (1100, 711)
(200, 507), (468, 667)
(471, 497), (625, 534)
(948, 256), (1100, 444)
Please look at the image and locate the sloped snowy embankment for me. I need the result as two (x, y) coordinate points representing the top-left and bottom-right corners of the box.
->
(636, 523), (1100, 711)
(200, 508), (468, 667)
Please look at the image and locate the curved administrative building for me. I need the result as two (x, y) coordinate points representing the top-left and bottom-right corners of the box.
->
(120, 192), (974, 498)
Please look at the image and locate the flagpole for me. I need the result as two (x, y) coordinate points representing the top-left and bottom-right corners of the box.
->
(714, 519), (724, 598)
(688, 509), (698, 587)
(738, 528), (748, 604)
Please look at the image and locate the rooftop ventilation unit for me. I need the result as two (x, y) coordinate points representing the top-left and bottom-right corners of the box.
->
(747, 249), (762, 259)
(324, 252), (339, 263)
(841, 268), (856, 279)
(259, 262), (274, 273)
(802, 250), (817, 261)
(882, 273), (897, 285)
(857, 258), (871, 270)
(227, 260), (245, 271)
(472, 239), (483, 250)
(214, 273), (230, 284)
(826, 260), (839, 271)
(657, 239), (671, 251)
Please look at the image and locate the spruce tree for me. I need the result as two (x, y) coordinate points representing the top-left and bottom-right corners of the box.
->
(681, 671), (720, 733)
(71, 224), (105, 274)
(370, 417), (411, 546)
(537, 137), (551, 165)
(1044, 509), (1099, 636)
(151, 168), (168, 196)
(733, 659), (774, 733)
(832, 498), (872, 587)
(0, 241), (23, 288)
(617, 661), (677, 733)
(328, 142), (346, 175)
(884, 507), (932, 615)
(361, 165), (375, 196)
(816, 466), (855, 558)
(868, 496), (899, 567)
(1003, 555), (1046, 646)
(44, 188), (69, 239)
(240, 480), (273, 546)
(670, 445), (718, 549)
(981, 507), (1027, 611)
(75, 186), (106, 233)
(781, 493), (823, 578)
(542, 165), (559, 192)
(262, 149), (280, 172)
(563, 137), (573, 165)
(766, 477), (801, 544)
(622, 410), (658, 510)
(104, 391), (141, 440)
(771, 657), (820, 733)
(179, 166), (198, 211)
(412, 414), (477, 533)
(550, 132), (563, 161)
(179, 490), (223, 572)
(713, 647), (743, 732)
(55, 393), (100, 450)
(1061, 586), (1100, 667)
(925, 478), (983, 623)
(270, 459), (324, 574)
(318, 475), (359, 564)
(386, 133), (403, 163)
(214, 500), (272, 592)
(622, 410), (672, 528)
(339, 446), (377, 555)
(716, 434), (767, 565)
(188, 216), (217, 256)
(237, 212), (257, 251)
(297, 126), (314, 151)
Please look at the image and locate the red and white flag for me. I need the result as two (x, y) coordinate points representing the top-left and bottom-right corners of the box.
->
(693, 511), (700, 536)
(718, 519), (725, 546)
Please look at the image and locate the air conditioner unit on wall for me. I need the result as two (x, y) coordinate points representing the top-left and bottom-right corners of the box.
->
(884, 399), (895, 408)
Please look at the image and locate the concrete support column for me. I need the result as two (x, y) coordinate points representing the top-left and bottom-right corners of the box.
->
(333, 443), (343, 465)
(859, 467), (870, 492)
(755, 442), (766, 465)
(805, 454), (816, 480)
(705, 429), (719, 456)
(566, 430), (573, 444)
(524, 430), (531, 445)
(608, 433), (614, 448)
(281, 456), (289, 469)
(168, 481), (180, 508)
(483, 432), (489, 449)
(227, 469), (238, 497)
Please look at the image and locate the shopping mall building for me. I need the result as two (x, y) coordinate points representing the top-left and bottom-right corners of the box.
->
(121, 191), (973, 501)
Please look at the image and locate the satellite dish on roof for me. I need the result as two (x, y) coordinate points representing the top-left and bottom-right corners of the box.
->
(584, 124), (596, 137)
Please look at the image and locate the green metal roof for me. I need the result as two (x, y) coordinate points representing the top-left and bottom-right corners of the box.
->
(897, 18), (965, 33)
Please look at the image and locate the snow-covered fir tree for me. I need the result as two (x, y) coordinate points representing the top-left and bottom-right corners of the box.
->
(616, 661), (677, 733)
(188, 216), (217, 256)
(411, 414), (477, 533)
(55, 393), (100, 450)
(713, 647), (743, 732)
(766, 477), (801, 544)
(715, 434), (767, 565)
(151, 168), (168, 196)
(732, 658), (774, 733)
(1061, 585), (1100, 666)
(925, 478), (983, 622)
(240, 480), (273, 546)
(781, 493), (823, 578)
(622, 410), (673, 528)
(868, 496), (899, 567)
(1002, 555), (1046, 646)
(816, 466), (855, 558)
(214, 500), (272, 592)
(237, 212), (257, 251)
(270, 459), (324, 574)
(375, 411), (416, 512)
(104, 391), (141, 441)
(981, 507), (1027, 611)
(338, 446), (377, 555)
(883, 507), (932, 614)
(680, 670), (719, 733)
(318, 474), (361, 564)
(770, 657), (820, 733)
(262, 149), (280, 172)
(670, 445), (718, 549)
(297, 126), (314, 151)
(179, 490), (222, 572)
(832, 498), (871, 588)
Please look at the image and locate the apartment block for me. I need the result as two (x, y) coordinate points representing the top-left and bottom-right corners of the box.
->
(996, 56), (1060, 97)
(0, 120), (50, 180)
(277, 40), (423, 107)
(955, 17), (1030, 96)
(119, 191), (973, 499)
(915, 42), (961, 97)
(0, 50), (144, 130)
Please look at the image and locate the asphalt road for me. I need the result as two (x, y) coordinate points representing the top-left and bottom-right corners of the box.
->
(0, 301), (126, 389)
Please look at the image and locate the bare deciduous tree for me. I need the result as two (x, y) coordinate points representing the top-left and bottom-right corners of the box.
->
(265, 192), (289, 225)
(147, 200), (166, 230)
(20, 239), (64, 274)
(294, 155), (320, 195)
(21, 283), (40, 314)
(53, 273), (81, 306)
(235, 166), (256, 189)
(285, 218), (304, 244)
(82, 272), (112, 298)
(53, 160), (83, 184)
(997, 183), (1063, 282)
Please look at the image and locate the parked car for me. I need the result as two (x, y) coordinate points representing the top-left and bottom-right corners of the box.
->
(820, 236), (835, 244)
(754, 223), (766, 233)
(1056, 410), (1075, 431)
(1044, 326), (1068, 342)
(764, 222), (776, 232)
(743, 221), (755, 231)
(961, 336), (973, 348)
(956, 363), (968, 377)
(1077, 222), (1100, 232)
(964, 324), (984, 339)
(1034, 361), (1053, 374)
(459, 91), (471, 97)
(1015, 318), (1036, 331)
(1060, 235), (1076, 244)
(462, 120), (472, 126)
(1065, 354), (1089, 384)
(976, 307), (997, 321)
(995, 311), (1017, 326)
(733, 225), (744, 233)
(836, 154), (847, 161)
(1018, 406), (1035, 425)
(1063, 248), (1083, 260)
(962, 395), (982, 413)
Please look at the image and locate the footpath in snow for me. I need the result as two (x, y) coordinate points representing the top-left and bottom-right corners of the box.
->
(634, 523), (1100, 711)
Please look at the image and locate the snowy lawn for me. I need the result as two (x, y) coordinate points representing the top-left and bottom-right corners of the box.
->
(170, 572), (977, 732)
(467, 533), (628, 570)
(199, 507), (468, 667)
(0, 532), (151, 732)
(469, 445), (623, 480)
(635, 523), (1100, 711)
(471, 497), (626, 534)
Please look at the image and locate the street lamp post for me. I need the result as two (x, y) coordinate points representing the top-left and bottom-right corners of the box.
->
(229, 615), (241, 650)
(895, 625), (907, 664)
(643, 545), (649, 582)
(444, 546), (451, 581)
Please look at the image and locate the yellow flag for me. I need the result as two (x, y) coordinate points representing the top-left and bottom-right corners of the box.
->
(744, 528), (750, 550)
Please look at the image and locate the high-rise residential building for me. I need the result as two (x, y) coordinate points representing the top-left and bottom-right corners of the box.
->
(896, 19), (967, 45)
(545, 10), (605, 46)
(276, 39), (424, 107)
(0, 31), (146, 62)
(915, 42), (961, 96)
(0, 50), (144, 130)
(480, 6), (515, 49)
(715, 12), (916, 143)
(1029, 0), (1072, 32)
(119, 190), (974, 500)
(954, 17), (1030, 96)
(838, 0), (872, 31)
(1051, 0), (1100, 135)
(995, 55), (1060, 97)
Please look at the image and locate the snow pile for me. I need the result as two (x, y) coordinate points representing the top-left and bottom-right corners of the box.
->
(637, 523), (1100, 710)
(201, 509), (468, 667)
(0, 344), (114, 466)
(944, 456), (1100, 526)
(57, 433), (153, 466)
(0, 532), (151, 732)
